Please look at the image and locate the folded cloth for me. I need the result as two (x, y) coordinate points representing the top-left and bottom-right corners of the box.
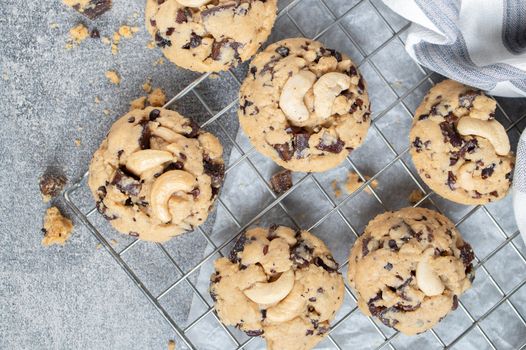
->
(383, 0), (526, 239)
(382, 0), (526, 98)
(514, 132), (526, 243)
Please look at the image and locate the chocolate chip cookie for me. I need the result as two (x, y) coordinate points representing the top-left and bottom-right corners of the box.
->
(210, 226), (345, 350)
(238, 38), (371, 172)
(145, 0), (277, 72)
(410, 80), (514, 205)
(348, 207), (474, 335)
(88, 107), (224, 242)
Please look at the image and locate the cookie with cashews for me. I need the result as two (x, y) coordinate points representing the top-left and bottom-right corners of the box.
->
(348, 207), (475, 335)
(88, 106), (224, 242)
(210, 226), (345, 350)
(238, 38), (371, 172)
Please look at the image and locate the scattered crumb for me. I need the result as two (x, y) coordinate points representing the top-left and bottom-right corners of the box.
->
(39, 173), (67, 202)
(105, 70), (121, 85)
(2, 73), (9, 81)
(148, 88), (166, 107)
(118, 25), (139, 38)
(147, 41), (156, 49)
(344, 172), (379, 195)
(74, 139), (81, 147)
(95, 96), (101, 104)
(50, 22), (59, 29)
(42, 207), (74, 246)
(270, 170), (292, 194)
(409, 189), (425, 204)
(63, 0), (112, 19)
(142, 80), (152, 93)
(168, 340), (176, 350)
(331, 180), (341, 198)
(69, 23), (89, 43)
(209, 73), (221, 80)
(154, 57), (165, 66)
(101, 36), (111, 45)
(90, 28), (100, 39)
(103, 109), (111, 116)
(130, 96), (147, 111)
(96, 243), (102, 250)
(110, 239), (118, 245)
(133, 11), (140, 19)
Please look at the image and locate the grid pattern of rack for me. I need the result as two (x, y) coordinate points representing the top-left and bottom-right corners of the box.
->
(63, 0), (526, 349)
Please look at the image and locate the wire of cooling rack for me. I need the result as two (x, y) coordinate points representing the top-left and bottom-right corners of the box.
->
(64, 0), (526, 349)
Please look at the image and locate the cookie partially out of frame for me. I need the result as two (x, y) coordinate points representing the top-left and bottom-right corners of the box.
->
(238, 38), (371, 172)
(409, 79), (514, 205)
(88, 107), (224, 242)
(348, 207), (475, 335)
(145, 0), (277, 72)
(210, 226), (345, 350)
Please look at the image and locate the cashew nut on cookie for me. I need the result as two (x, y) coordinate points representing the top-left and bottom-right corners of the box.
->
(456, 117), (510, 156)
(279, 70), (317, 123)
(313, 72), (351, 119)
(150, 170), (197, 223)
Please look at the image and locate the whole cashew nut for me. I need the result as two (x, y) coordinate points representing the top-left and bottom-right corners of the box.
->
(279, 71), (317, 123)
(243, 269), (295, 305)
(175, 0), (211, 7)
(313, 72), (351, 119)
(265, 282), (305, 323)
(416, 248), (445, 296)
(150, 170), (197, 223)
(125, 150), (173, 176)
(153, 127), (186, 143)
(456, 117), (510, 156)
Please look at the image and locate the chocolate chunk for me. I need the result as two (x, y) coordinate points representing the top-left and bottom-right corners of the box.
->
(128, 116), (135, 123)
(175, 8), (192, 23)
(229, 233), (248, 263)
(444, 112), (459, 124)
(270, 170), (293, 194)
(239, 99), (253, 115)
(367, 291), (384, 316)
(149, 109), (161, 121)
(74, 0), (112, 19)
(384, 263), (393, 271)
(418, 114), (429, 120)
(459, 90), (480, 108)
(203, 158), (225, 188)
(138, 120), (151, 149)
(165, 27), (175, 36)
(155, 32), (171, 48)
(361, 236), (372, 257)
(490, 190), (499, 197)
(90, 28), (100, 38)
(357, 78), (365, 94)
(481, 164), (495, 179)
(412, 137), (423, 152)
(317, 287), (324, 293)
(273, 143), (293, 161)
(111, 169), (141, 196)
(447, 171), (457, 191)
(313, 256), (338, 273)
(394, 302), (420, 312)
(250, 66), (257, 79)
(293, 132), (310, 156)
(306, 329), (314, 336)
(388, 239), (398, 251)
(202, 3), (236, 18)
(291, 239), (314, 268)
(452, 295), (459, 310)
(209, 290), (217, 302)
(261, 309), (267, 319)
(316, 138), (344, 153)
(182, 32), (202, 49)
(39, 173), (67, 199)
(211, 39), (242, 62)
(308, 297), (317, 302)
(182, 119), (200, 138)
(349, 66), (358, 76)
(439, 121), (463, 147)
(129, 231), (140, 237)
(459, 242), (475, 267)
(275, 46), (290, 57)
(190, 188), (200, 198)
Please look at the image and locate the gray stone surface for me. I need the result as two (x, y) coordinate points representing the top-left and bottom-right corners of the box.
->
(2, 0), (526, 349)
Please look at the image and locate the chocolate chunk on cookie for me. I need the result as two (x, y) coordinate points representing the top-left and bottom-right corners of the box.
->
(63, 0), (112, 19)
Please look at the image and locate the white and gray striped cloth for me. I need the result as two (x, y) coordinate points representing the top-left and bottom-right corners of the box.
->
(383, 0), (526, 241)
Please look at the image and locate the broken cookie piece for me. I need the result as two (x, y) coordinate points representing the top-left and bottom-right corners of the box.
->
(147, 88), (166, 107)
(105, 70), (120, 84)
(344, 172), (378, 195)
(270, 169), (292, 194)
(408, 189), (424, 204)
(63, 0), (112, 19)
(39, 173), (67, 202)
(42, 207), (74, 246)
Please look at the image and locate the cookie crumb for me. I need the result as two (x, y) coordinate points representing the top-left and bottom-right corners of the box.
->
(101, 36), (111, 45)
(96, 243), (102, 250)
(209, 73), (220, 80)
(142, 80), (152, 93)
(345, 172), (378, 195)
(50, 22), (59, 29)
(118, 25), (139, 38)
(148, 88), (166, 107)
(110, 239), (118, 245)
(105, 70), (121, 85)
(39, 173), (67, 202)
(95, 96), (101, 104)
(103, 109), (111, 116)
(331, 180), (341, 198)
(130, 96), (147, 111)
(74, 139), (82, 147)
(270, 170), (292, 194)
(168, 340), (176, 350)
(63, 0), (112, 19)
(154, 58), (165, 66)
(42, 207), (74, 246)
(66, 23), (90, 49)
(147, 41), (156, 49)
(408, 189), (424, 204)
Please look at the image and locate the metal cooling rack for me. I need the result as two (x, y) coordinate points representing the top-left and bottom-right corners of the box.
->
(63, 0), (526, 348)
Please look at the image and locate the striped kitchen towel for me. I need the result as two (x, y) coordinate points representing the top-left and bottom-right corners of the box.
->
(382, 0), (526, 239)
(382, 0), (526, 98)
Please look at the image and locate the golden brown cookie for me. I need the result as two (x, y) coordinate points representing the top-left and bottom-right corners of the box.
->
(145, 0), (277, 72)
(348, 207), (475, 335)
(88, 107), (224, 242)
(210, 226), (345, 350)
(409, 80), (514, 205)
(238, 38), (371, 172)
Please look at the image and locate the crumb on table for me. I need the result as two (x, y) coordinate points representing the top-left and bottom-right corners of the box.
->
(331, 180), (341, 198)
(344, 172), (378, 195)
(270, 170), (293, 194)
(142, 80), (152, 93)
(63, 0), (112, 19)
(168, 339), (176, 350)
(129, 96), (147, 110)
(42, 207), (74, 246)
(105, 70), (121, 85)
(39, 173), (67, 202)
(66, 23), (89, 49)
(409, 189), (424, 204)
(74, 139), (81, 147)
(118, 25), (139, 38)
